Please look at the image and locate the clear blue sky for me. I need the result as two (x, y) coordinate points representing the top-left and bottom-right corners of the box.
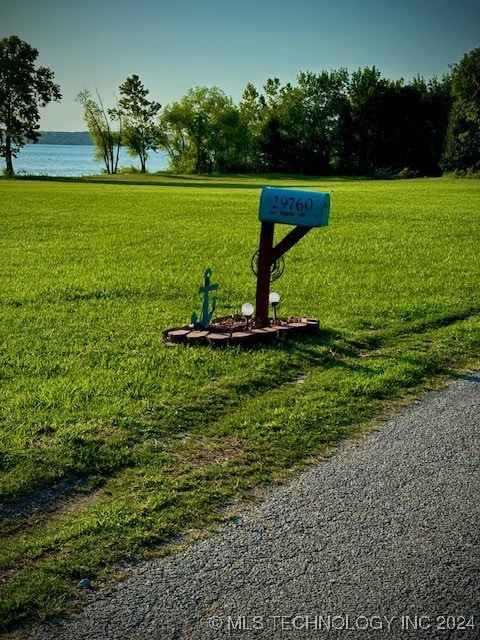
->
(2, 0), (479, 131)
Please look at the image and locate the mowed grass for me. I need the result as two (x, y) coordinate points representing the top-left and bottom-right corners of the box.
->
(0, 173), (479, 633)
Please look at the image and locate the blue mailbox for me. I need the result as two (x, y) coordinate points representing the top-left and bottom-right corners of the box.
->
(259, 187), (330, 228)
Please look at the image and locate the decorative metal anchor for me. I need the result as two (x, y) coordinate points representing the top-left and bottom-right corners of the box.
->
(191, 268), (218, 328)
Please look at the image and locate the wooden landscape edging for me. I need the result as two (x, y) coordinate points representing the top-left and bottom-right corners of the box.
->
(163, 316), (319, 348)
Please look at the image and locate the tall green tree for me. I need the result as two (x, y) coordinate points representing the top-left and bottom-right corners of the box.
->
(255, 71), (349, 174)
(118, 75), (161, 173)
(238, 82), (265, 171)
(296, 69), (350, 174)
(0, 35), (61, 176)
(257, 78), (296, 172)
(76, 89), (122, 174)
(158, 86), (243, 173)
(346, 66), (392, 173)
(442, 48), (480, 173)
(343, 69), (451, 175)
(394, 76), (451, 175)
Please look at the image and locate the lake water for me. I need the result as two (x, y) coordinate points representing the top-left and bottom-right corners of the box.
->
(13, 144), (169, 177)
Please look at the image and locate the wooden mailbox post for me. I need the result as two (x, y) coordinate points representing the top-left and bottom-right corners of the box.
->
(255, 187), (330, 325)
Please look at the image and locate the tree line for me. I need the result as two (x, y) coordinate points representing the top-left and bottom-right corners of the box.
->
(1, 35), (479, 177)
(38, 131), (93, 145)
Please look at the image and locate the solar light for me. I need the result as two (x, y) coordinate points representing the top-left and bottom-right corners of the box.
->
(241, 302), (254, 329)
(269, 291), (280, 323)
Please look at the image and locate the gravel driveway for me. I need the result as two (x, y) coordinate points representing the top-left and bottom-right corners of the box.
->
(29, 373), (479, 639)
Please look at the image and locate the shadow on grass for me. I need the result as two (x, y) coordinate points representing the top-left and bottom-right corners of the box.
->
(456, 373), (480, 383)
(5, 313), (471, 509)
(8, 173), (352, 190)
(145, 327), (359, 437)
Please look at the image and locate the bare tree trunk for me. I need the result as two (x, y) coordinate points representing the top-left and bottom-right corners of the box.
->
(113, 98), (122, 174)
(5, 135), (14, 176)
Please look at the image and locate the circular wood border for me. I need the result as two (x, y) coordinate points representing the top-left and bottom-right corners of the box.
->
(164, 317), (319, 348)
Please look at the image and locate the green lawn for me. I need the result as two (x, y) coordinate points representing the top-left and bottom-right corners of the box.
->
(0, 173), (479, 633)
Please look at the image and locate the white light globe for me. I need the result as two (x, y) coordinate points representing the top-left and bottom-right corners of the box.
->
(269, 292), (280, 305)
(241, 302), (254, 317)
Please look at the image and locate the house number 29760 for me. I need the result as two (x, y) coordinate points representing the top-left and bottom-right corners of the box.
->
(271, 195), (313, 212)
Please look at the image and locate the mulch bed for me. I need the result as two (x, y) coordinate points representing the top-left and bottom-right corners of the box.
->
(163, 315), (319, 348)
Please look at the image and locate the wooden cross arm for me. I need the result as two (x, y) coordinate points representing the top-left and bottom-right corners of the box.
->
(270, 225), (312, 264)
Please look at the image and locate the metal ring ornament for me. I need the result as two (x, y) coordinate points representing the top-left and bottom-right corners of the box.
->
(250, 250), (285, 282)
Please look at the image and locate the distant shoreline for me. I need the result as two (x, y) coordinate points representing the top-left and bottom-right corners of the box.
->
(37, 131), (93, 145)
